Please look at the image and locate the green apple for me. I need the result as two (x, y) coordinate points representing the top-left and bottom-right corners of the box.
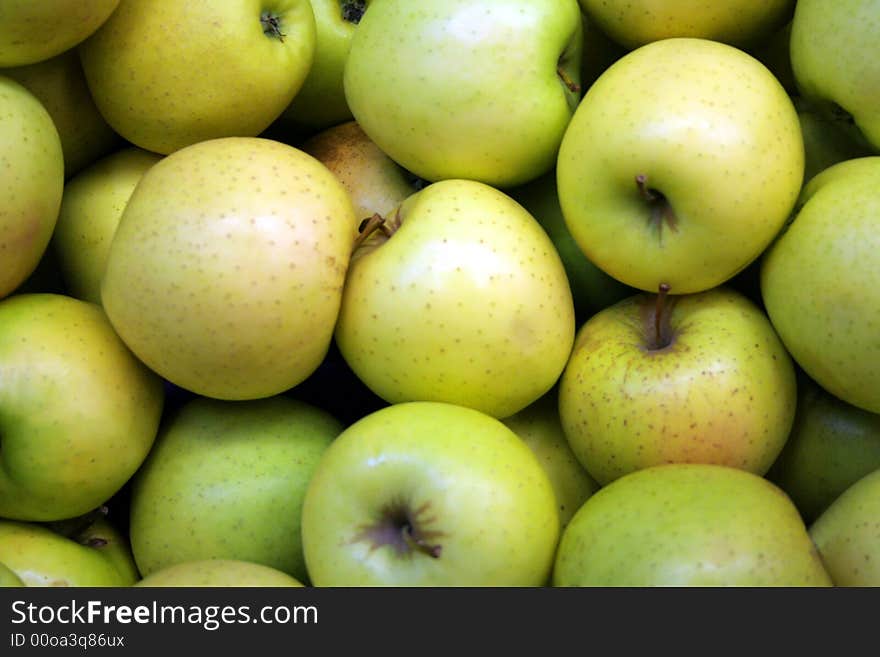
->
(1, 49), (121, 178)
(301, 401), (560, 586)
(578, 0), (794, 50)
(0, 517), (139, 587)
(136, 559), (304, 587)
(0, 562), (24, 587)
(502, 390), (599, 530)
(101, 137), (357, 401)
(129, 395), (342, 583)
(52, 147), (162, 304)
(508, 170), (633, 323)
(553, 463), (832, 586)
(559, 286), (797, 486)
(0, 75), (64, 300)
(0, 293), (164, 521)
(274, 0), (372, 135)
(335, 178), (575, 420)
(809, 467), (880, 586)
(300, 120), (421, 224)
(796, 97), (875, 185)
(760, 156), (880, 414)
(0, 0), (120, 67)
(767, 374), (880, 523)
(79, 0), (316, 155)
(790, 0), (880, 151)
(557, 37), (804, 295)
(343, 0), (583, 188)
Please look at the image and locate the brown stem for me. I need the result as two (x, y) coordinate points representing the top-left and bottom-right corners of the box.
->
(352, 213), (392, 253)
(635, 174), (678, 237)
(557, 65), (581, 94)
(655, 282), (671, 348)
(402, 524), (442, 559)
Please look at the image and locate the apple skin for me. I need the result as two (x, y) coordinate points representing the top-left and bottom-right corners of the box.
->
(335, 178), (575, 420)
(301, 401), (560, 586)
(0, 75), (64, 300)
(344, 0), (583, 188)
(578, 0), (794, 50)
(553, 463), (832, 586)
(129, 395), (342, 584)
(0, 517), (139, 587)
(767, 374), (880, 524)
(557, 37), (804, 295)
(0, 293), (164, 521)
(760, 156), (880, 414)
(100, 137), (357, 401)
(1, 49), (122, 178)
(0, 562), (24, 587)
(795, 97), (875, 185)
(0, 0), (120, 67)
(52, 147), (162, 304)
(79, 0), (316, 155)
(558, 286), (797, 486)
(136, 559), (304, 587)
(790, 0), (880, 151)
(809, 467), (880, 586)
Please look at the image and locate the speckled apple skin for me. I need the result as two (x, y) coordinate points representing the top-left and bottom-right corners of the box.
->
(135, 559), (304, 587)
(553, 463), (832, 587)
(558, 286), (796, 485)
(101, 137), (357, 401)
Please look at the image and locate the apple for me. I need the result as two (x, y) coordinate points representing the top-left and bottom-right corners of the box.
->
(1, 49), (122, 178)
(502, 390), (599, 530)
(790, 0), (880, 151)
(556, 37), (804, 295)
(558, 285), (797, 486)
(553, 463), (832, 586)
(135, 559), (304, 587)
(129, 395), (342, 584)
(809, 467), (880, 586)
(795, 96), (875, 184)
(760, 156), (880, 414)
(79, 0), (317, 155)
(0, 563), (24, 587)
(0, 0), (120, 67)
(52, 147), (162, 304)
(0, 516), (139, 587)
(100, 136), (357, 401)
(343, 0), (583, 188)
(334, 178), (575, 420)
(0, 293), (164, 521)
(300, 120), (422, 225)
(767, 374), (880, 523)
(0, 75), (64, 300)
(577, 0), (795, 50)
(301, 401), (560, 586)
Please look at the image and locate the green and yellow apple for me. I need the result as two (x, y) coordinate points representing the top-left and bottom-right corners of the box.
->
(768, 374), (880, 523)
(136, 559), (304, 587)
(101, 137), (357, 401)
(578, 0), (794, 50)
(557, 37), (803, 295)
(52, 147), (162, 304)
(129, 395), (342, 583)
(79, 0), (316, 155)
(809, 467), (880, 586)
(796, 96), (875, 184)
(344, 0), (583, 188)
(335, 178), (575, 420)
(559, 286), (797, 486)
(0, 75), (64, 300)
(0, 0), (120, 67)
(0, 293), (164, 521)
(0, 563), (24, 587)
(790, 0), (880, 151)
(0, 516), (139, 587)
(760, 156), (880, 414)
(301, 401), (560, 586)
(502, 390), (599, 530)
(553, 463), (832, 586)
(1, 49), (121, 178)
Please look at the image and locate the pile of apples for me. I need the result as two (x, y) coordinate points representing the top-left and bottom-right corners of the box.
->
(1, 0), (879, 588)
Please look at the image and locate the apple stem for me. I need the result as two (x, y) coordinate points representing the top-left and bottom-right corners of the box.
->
(351, 212), (393, 253)
(557, 66), (581, 94)
(654, 282), (671, 348)
(635, 174), (678, 238)
(402, 524), (442, 559)
(260, 11), (286, 42)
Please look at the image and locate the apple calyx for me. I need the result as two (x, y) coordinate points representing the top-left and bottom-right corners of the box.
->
(341, 0), (367, 23)
(635, 174), (678, 241)
(46, 505), (111, 546)
(260, 11), (287, 42)
(644, 282), (674, 351)
(352, 498), (445, 559)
